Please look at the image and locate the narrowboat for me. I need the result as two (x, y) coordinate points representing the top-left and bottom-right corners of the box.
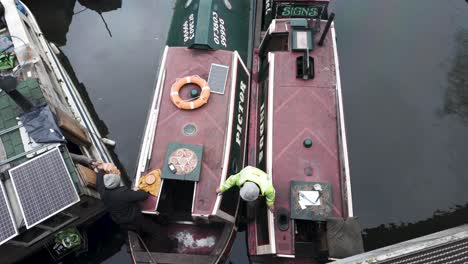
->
(129, 0), (256, 263)
(247, 0), (363, 263)
(0, 0), (115, 262)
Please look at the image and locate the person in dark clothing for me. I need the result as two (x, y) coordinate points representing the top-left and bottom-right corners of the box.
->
(94, 162), (162, 237)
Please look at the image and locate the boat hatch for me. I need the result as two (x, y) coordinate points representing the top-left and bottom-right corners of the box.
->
(260, 18), (318, 57)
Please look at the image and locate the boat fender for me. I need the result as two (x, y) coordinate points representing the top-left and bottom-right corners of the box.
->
(50, 43), (61, 55)
(170, 75), (211, 110)
(101, 137), (116, 146)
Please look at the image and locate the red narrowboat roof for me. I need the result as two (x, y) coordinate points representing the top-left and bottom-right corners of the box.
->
(248, 19), (350, 261)
(138, 47), (235, 216)
(270, 49), (343, 256)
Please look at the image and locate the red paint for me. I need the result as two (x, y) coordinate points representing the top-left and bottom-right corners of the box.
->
(247, 20), (345, 263)
(139, 47), (235, 216)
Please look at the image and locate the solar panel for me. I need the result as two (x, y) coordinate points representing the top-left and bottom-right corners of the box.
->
(0, 181), (17, 245)
(208, 63), (229, 94)
(9, 148), (79, 229)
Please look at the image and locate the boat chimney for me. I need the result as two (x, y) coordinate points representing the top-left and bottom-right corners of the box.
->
(0, 76), (34, 112)
(318, 13), (335, 47)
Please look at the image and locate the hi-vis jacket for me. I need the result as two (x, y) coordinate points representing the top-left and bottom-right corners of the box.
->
(219, 166), (275, 206)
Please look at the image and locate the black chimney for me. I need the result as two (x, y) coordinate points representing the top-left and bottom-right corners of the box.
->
(1, 76), (34, 112)
(318, 13), (335, 47)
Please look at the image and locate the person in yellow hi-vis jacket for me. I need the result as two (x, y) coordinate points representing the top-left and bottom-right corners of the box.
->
(216, 166), (275, 212)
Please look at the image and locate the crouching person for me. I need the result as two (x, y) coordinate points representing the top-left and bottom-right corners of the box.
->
(94, 162), (163, 238)
(216, 166), (275, 218)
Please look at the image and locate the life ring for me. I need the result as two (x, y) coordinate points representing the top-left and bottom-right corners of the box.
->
(170, 75), (211, 110)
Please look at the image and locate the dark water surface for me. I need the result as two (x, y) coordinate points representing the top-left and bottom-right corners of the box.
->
(332, 0), (468, 249)
(23, 0), (468, 262)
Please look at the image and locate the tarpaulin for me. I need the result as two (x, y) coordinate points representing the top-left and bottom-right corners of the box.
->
(20, 105), (65, 144)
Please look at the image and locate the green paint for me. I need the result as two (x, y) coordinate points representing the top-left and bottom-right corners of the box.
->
(275, 2), (329, 20)
(256, 75), (268, 171)
(62, 148), (83, 194)
(228, 57), (250, 176)
(280, 6), (319, 17)
(166, 0), (253, 63)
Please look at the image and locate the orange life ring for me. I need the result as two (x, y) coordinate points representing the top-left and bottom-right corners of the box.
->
(170, 75), (211, 110)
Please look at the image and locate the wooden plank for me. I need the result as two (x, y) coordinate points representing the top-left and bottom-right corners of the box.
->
(54, 107), (91, 146)
(76, 164), (96, 188)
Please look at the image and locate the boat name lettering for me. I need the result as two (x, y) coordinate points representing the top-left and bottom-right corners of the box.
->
(212, 11), (227, 47)
(183, 14), (195, 43)
(258, 102), (265, 164)
(280, 6), (319, 17)
(236, 81), (247, 146)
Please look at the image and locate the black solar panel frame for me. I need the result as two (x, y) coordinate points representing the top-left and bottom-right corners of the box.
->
(9, 148), (79, 229)
(0, 180), (18, 245)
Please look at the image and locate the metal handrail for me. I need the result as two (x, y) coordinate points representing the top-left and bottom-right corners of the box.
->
(135, 232), (158, 264)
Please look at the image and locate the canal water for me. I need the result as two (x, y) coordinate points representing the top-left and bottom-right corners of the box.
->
(22, 0), (468, 262)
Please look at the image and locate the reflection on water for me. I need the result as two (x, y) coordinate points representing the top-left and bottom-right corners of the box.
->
(444, 30), (468, 121)
(57, 51), (131, 185)
(77, 0), (122, 13)
(77, 0), (122, 37)
(24, 0), (121, 45)
(333, 0), (468, 238)
(22, 0), (75, 46)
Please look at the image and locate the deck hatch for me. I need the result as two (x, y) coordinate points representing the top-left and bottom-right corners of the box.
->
(0, 181), (18, 245)
(208, 63), (229, 94)
(8, 148), (80, 229)
(162, 143), (203, 181)
(292, 29), (313, 51)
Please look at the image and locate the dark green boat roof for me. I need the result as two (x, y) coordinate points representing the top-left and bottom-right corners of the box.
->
(166, 0), (254, 64)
